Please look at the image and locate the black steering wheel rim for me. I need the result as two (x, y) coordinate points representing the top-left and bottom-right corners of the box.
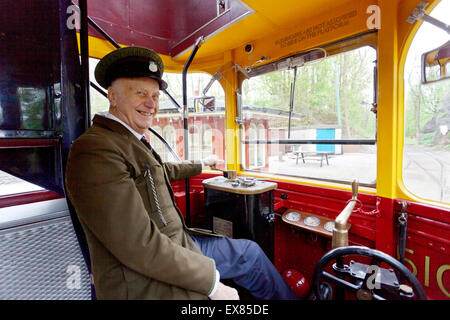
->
(312, 246), (427, 300)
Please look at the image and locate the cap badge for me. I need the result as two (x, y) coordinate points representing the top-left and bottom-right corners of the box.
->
(149, 61), (158, 72)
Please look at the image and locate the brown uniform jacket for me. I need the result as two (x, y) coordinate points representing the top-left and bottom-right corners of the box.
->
(65, 115), (217, 299)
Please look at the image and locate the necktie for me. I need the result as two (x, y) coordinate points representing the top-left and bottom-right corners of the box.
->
(141, 136), (164, 165)
(140, 137), (152, 152)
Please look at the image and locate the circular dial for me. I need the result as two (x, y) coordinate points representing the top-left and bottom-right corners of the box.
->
(304, 216), (321, 227)
(323, 221), (335, 232)
(285, 211), (301, 222)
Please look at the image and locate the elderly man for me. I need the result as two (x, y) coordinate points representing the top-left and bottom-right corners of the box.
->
(65, 46), (298, 300)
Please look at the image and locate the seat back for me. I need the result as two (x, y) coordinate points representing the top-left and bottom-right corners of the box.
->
(0, 199), (90, 299)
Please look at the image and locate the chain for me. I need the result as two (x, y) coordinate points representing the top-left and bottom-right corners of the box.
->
(144, 167), (167, 226)
(346, 198), (380, 216)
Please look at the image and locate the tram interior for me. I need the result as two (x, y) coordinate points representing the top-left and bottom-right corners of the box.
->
(0, 0), (449, 300)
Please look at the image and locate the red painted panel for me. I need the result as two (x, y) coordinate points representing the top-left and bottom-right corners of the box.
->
(0, 190), (62, 209)
(129, 1), (172, 40)
(394, 199), (450, 299)
(88, 20), (170, 55)
(87, 0), (129, 27)
(189, 173), (379, 244)
(396, 200), (450, 225)
(375, 197), (396, 256)
(178, 173), (450, 299)
(171, 173), (218, 226)
(273, 180), (378, 244)
(170, 2), (251, 56)
(85, 0), (252, 57)
(187, 173), (377, 284)
(0, 139), (59, 148)
(129, 0), (217, 42)
(274, 214), (331, 282)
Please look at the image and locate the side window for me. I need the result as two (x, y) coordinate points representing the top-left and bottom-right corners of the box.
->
(89, 61), (226, 165)
(246, 122), (257, 168)
(159, 72), (225, 166)
(241, 40), (377, 185)
(0, 86), (48, 196)
(403, 1), (450, 204)
(189, 125), (201, 160)
(0, 0), (66, 199)
(163, 125), (176, 153)
(202, 124), (213, 159)
(89, 58), (110, 118)
(0, 171), (43, 197)
(150, 125), (164, 155)
(257, 123), (266, 167)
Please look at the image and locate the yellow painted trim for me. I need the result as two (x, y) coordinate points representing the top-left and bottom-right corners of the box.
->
(233, 0), (374, 69)
(220, 51), (240, 171)
(236, 171), (377, 195)
(395, 0), (450, 209)
(375, 0), (399, 200)
(202, 169), (376, 195)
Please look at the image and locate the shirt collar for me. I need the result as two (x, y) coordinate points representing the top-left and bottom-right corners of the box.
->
(97, 111), (145, 141)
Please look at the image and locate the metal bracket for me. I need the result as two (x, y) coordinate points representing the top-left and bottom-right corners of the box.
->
(406, 1), (429, 24)
(398, 201), (408, 264)
(232, 64), (250, 79)
(235, 89), (243, 126)
(371, 103), (378, 115)
(399, 201), (408, 226)
(202, 71), (223, 96)
(407, 1), (450, 34)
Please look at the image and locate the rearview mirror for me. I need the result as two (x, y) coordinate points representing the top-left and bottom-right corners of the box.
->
(194, 96), (216, 112)
(421, 40), (450, 84)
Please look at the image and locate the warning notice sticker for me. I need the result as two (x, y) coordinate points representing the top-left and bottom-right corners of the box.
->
(213, 216), (233, 238)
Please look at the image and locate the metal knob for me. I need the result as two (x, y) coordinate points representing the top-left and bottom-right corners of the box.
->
(352, 179), (359, 200)
(332, 179), (359, 249)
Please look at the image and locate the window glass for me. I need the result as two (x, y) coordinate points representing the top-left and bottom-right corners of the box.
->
(150, 125), (164, 156)
(0, 170), (43, 197)
(159, 72), (225, 166)
(89, 58), (110, 117)
(189, 125), (201, 160)
(241, 44), (377, 185)
(89, 59), (225, 166)
(202, 124), (213, 159)
(403, 1), (450, 203)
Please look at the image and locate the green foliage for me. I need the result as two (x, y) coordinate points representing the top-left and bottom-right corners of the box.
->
(420, 132), (435, 147)
(18, 88), (46, 130)
(242, 46), (377, 139)
(404, 53), (449, 149)
(243, 70), (292, 110)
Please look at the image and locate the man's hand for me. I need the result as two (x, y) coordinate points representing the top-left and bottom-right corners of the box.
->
(209, 282), (240, 300)
(202, 155), (224, 170)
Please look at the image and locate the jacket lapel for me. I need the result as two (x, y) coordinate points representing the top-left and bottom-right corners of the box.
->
(92, 114), (134, 138)
(92, 114), (174, 197)
(92, 114), (154, 156)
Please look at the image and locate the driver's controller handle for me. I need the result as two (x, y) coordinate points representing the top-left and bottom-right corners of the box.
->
(352, 179), (359, 200)
(332, 179), (359, 248)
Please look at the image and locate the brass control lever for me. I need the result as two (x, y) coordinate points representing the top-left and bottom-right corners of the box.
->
(210, 164), (237, 181)
(332, 179), (359, 249)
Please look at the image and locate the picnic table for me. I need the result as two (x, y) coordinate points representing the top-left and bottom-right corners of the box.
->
(293, 151), (330, 167)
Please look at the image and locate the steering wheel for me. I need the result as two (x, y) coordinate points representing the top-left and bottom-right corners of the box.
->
(312, 246), (427, 300)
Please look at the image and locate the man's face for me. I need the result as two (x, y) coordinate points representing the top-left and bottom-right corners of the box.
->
(108, 77), (160, 135)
